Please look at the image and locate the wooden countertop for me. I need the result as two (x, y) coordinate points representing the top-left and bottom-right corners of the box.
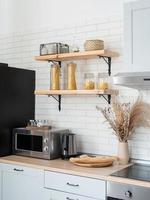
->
(0, 155), (129, 179)
(0, 155), (150, 188)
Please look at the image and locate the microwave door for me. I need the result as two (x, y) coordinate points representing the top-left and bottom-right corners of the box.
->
(15, 133), (43, 152)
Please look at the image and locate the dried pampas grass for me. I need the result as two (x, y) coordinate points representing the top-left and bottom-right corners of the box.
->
(97, 97), (150, 142)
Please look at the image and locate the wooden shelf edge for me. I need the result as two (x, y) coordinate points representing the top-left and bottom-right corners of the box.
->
(34, 89), (119, 96)
(35, 50), (119, 62)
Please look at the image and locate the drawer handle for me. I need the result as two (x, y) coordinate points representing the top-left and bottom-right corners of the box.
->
(66, 182), (79, 187)
(14, 168), (24, 172)
(66, 197), (79, 200)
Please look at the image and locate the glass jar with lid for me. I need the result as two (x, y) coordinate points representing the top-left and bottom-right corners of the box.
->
(84, 73), (95, 90)
(50, 63), (60, 90)
(97, 73), (109, 90)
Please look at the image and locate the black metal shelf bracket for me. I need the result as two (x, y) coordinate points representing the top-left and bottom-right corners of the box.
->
(48, 94), (62, 111)
(98, 94), (111, 104)
(98, 56), (111, 76)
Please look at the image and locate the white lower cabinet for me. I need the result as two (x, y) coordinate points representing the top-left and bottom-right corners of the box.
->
(44, 171), (106, 200)
(0, 163), (106, 200)
(45, 189), (100, 200)
(0, 163), (45, 200)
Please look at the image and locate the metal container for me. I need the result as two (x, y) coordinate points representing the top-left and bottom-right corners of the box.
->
(40, 43), (69, 55)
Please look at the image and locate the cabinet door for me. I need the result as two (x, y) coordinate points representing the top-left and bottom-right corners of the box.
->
(1, 163), (44, 200)
(124, 1), (150, 72)
(45, 189), (102, 200)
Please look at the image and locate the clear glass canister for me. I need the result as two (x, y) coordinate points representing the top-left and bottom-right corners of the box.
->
(50, 64), (60, 90)
(67, 62), (77, 90)
(84, 73), (95, 90)
(98, 73), (109, 90)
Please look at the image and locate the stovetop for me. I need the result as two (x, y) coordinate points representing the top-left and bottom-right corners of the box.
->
(111, 164), (150, 182)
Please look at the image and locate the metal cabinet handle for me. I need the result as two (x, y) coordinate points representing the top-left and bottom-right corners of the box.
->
(13, 168), (24, 172)
(66, 197), (79, 200)
(66, 182), (79, 187)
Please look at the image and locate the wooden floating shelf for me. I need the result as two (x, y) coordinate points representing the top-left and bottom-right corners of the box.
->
(35, 89), (119, 111)
(35, 50), (119, 62)
(34, 89), (118, 96)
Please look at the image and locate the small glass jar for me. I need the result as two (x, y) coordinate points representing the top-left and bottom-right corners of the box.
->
(98, 73), (109, 90)
(50, 64), (60, 90)
(84, 73), (95, 90)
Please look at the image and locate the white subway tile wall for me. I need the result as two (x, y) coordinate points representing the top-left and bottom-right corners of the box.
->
(0, 16), (149, 160)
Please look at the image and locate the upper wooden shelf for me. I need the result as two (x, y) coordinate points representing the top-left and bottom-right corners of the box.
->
(34, 89), (118, 96)
(35, 50), (119, 62)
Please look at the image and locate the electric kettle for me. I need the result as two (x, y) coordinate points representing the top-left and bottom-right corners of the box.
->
(61, 133), (77, 159)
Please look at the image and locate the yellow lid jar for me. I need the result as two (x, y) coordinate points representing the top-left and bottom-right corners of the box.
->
(50, 64), (60, 90)
(98, 73), (109, 90)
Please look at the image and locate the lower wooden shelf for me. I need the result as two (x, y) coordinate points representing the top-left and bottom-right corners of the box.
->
(34, 89), (118, 95)
(34, 89), (118, 111)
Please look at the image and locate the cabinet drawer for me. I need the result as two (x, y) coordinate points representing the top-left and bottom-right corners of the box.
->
(46, 189), (101, 200)
(44, 171), (105, 199)
(0, 163), (43, 178)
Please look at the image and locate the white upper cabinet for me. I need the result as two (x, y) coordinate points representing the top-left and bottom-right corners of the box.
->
(124, 0), (150, 72)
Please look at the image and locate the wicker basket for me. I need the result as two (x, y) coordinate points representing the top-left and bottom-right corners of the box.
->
(84, 40), (104, 51)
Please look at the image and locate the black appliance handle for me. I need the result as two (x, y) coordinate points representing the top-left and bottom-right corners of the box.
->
(144, 78), (150, 81)
(63, 134), (69, 152)
(107, 197), (123, 200)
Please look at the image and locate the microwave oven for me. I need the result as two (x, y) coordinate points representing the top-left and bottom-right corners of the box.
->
(12, 128), (69, 160)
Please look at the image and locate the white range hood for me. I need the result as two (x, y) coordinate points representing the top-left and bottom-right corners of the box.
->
(113, 72), (150, 90)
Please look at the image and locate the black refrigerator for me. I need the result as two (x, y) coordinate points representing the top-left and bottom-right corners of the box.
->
(0, 63), (35, 156)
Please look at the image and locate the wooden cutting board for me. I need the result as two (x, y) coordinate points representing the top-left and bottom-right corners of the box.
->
(70, 155), (117, 168)
(70, 161), (113, 168)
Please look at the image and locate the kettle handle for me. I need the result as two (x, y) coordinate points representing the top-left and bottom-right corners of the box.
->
(62, 134), (69, 152)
